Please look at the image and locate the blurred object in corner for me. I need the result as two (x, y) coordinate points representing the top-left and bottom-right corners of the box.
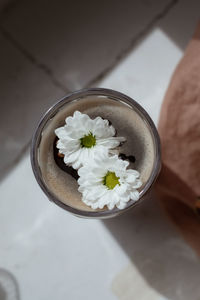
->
(0, 269), (20, 300)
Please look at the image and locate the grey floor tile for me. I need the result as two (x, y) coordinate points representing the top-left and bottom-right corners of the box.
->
(0, 0), (11, 11)
(159, 0), (200, 49)
(1, 0), (172, 90)
(0, 33), (66, 178)
(97, 28), (182, 125)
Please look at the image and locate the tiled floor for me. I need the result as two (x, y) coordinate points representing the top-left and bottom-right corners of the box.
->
(0, 32), (65, 177)
(0, 0), (200, 299)
(0, 0), (174, 176)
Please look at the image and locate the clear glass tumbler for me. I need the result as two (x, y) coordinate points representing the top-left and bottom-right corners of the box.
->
(31, 88), (161, 218)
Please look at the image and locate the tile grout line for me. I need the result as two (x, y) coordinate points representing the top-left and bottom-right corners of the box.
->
(0, 26), (70, 93)
(85, 0), (179, 88)
(0, 0), (178, 93)
(0, 0), (178, 175)
(0, 141), (31, 182)
(0, 1), (70, 177)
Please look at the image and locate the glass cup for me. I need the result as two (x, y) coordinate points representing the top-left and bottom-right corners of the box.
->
(31, 88), (161, 219)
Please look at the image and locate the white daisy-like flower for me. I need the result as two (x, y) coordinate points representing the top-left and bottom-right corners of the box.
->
(77, 155), (142, 210)
(55, 111), (126, 169)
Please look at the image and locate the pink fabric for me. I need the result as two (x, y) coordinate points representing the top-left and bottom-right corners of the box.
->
(155, 23), (200, 255)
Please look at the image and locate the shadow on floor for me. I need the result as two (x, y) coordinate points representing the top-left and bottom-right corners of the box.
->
(0, 0), (199, 181)
(103, 193), (200, 299)
(0, 0), (172, 181)
(160, 0), (200, 50)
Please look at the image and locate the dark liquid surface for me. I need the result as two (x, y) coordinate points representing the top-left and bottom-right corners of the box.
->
(53, 138), (79, 180)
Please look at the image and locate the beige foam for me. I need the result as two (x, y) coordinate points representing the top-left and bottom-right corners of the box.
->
(38, 96), (155, 211)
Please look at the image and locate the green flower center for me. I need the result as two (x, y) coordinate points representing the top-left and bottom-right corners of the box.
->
(103, 171), (120, 190)
(80, 132), (96, 148)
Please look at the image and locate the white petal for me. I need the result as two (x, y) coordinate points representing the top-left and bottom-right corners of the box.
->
(125, 173), (137, 184)
(77, 154), (142, 210)
(130, 190), (140, 201)
(107, 201), (115, 210)
(133, 179), (143, 189)
(55, 127), (67, 139)
(116, 201), (127, 209)
(96, 137), (125, 148)
(126, 169), (140, 178)
(72, 159), (82, 170)
(116, 183), (128, 195)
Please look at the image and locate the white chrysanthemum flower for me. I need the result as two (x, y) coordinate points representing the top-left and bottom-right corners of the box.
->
(55, 111), (126, 169)
(77, 155), (142, 210)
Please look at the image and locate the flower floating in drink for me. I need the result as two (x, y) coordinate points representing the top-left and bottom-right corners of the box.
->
(55, 111), (142, 210)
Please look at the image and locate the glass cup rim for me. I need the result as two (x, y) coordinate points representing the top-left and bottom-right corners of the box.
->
(30, 87), (161, 219)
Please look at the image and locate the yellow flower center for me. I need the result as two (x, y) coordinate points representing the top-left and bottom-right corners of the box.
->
(103, 171), (120, 189)
(80, 132), (96, 148)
